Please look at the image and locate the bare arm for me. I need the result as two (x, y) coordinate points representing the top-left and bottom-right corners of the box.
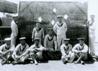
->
(32, 28), (35, 41)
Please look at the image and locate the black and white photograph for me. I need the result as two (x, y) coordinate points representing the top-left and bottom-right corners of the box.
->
(0, 0), (98, 71)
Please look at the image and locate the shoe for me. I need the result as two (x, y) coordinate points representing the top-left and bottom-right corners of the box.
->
(74, 61), (78, 64)
(34, 61), (38, 65)
(1, 60), (6, 65)
(12, 61), (17, 65)
(63, 61), (67, 64)
(30, 61), (34, 64)
(81, 61), (85, 65)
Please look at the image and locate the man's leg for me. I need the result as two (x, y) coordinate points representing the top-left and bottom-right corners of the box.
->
(68, 52), (75, 63)
(61, 55), (68, 64)
(57, 37), (62, 50)
(75, 53), (87, 64)
(81, 53), (88, 61)
(0, 54), (7, 65)
(36, 51), (43, 60)
(12, 55), (21, 64)
(30, 51), (38, 65)
(74, 53), (82, 64)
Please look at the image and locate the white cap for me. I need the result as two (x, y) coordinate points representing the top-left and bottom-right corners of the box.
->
(4, 37), (11, 41)
(57, 15), (63, 18)
(63, 38), (70, 41)
(19, 37), (26, 40)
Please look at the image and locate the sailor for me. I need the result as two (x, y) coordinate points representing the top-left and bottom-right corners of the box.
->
(53, 15), (67, 50)
(72, 38), (88, 64)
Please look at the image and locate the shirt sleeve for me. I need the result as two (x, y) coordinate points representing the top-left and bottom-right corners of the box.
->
(81, 45), (88, 53)
(11, 20), (18, 37)
(0, 45), (4, 53)
(38, 45), (46, 51)
(42, 28), (44, 39)
(72, 44), (79, 53)
(32, 28), (35, 40)
(64, 22), (67, 32)
(13, 44), (20, 55)
(53, 36), (57, 50)
(69, 44), (72, 51)
(60, 45), (66, 56)
(44, 35), (48, 48)
(53, 23), (57, 34)
(28, 45), (35, 51)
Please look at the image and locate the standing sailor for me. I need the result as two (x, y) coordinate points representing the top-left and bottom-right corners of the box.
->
(53, 15), (67, 50)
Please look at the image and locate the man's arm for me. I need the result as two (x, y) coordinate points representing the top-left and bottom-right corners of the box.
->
(42, 28), (45, 40)
(64, 22), (67, 32)
(12, 44), (20, 58)
(44, 35), (48, 49)
(32, 28), (35, 41)
(54, 36), (57, 50)
(72, 44), (79, 53)
(0, 45), (4, 53)
(81, 45), (88, 53)
(60, 45), (66, 56)
(53, 24), (57, 35)
(11, 20), (18, 37)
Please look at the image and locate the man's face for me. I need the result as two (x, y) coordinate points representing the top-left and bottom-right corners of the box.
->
(36, 23), (41, 29)
(79, 40), (84, 45)
(64, 40), (69, 45)
(49, 30), (53, 37)
(57, 17), (63, 23)
(20, 40), (26, 45)
(7, 15), (13, 21)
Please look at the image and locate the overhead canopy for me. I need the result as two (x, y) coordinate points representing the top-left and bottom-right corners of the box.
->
(19, 1), (87, 23)
(0, 1), (17, 13)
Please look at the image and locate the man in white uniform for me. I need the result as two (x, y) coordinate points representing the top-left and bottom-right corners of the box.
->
(26, 38), (46, 65)
(12, 37), (29, 64)
(53, 15), (67, 50)
(0, 37), (13, 65)
(72, 38), (88, 64)
(88, 15), (95, 57)
(60, 38), (74, 64)
(6, 14), (18, 50)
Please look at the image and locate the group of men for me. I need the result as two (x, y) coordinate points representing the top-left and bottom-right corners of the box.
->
(0, 15), (89, 65)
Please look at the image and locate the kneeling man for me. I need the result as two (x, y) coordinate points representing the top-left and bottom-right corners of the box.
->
(0, 37), (13, 65)
(60, 38), (74, 64)
(72, 38), (88, 64)
(12, 37), (29, 64)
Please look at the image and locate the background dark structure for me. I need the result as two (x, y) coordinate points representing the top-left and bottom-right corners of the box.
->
(18, 2), (88, 46)
(0, 2), (88, 46)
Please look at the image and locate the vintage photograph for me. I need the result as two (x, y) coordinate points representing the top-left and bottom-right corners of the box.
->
(0, 0), (98, 71)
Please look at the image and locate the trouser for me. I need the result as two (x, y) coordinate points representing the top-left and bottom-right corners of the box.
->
(43, 50), (61, 60)
(0, 51), (13, 62)
(29, 51), (43, 61)
(61, 52), (74, 63)
(12, 54), (29, 63)
(11, 35), (17, 48)
(57, 37), (66, 50)
(89, 36), (95, 56)
(74, 52), (88, 62)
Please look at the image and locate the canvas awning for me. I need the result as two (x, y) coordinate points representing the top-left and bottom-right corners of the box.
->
(0, 1), (17, 13)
